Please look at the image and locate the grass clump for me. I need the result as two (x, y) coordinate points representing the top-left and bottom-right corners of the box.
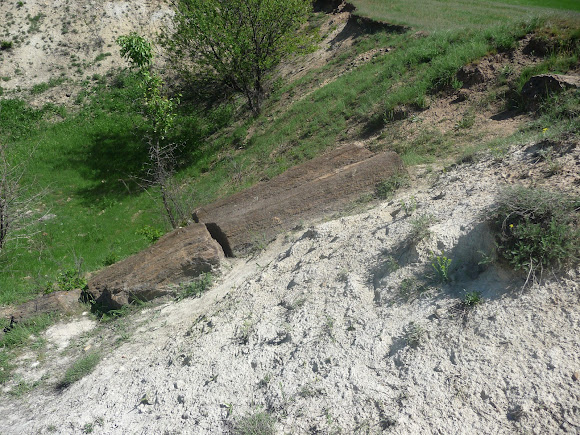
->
(375, 172), (409, 200)
(233, 410), (276, 435)
(462, 291), (483, 307)
(490, 187), (579, 280)
(177, 273), (213, 300)
(58, 352), (101, 388)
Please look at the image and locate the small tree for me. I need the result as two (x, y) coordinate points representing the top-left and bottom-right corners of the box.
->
(117, 33), (184, 229)
(167, 0), (311, 115)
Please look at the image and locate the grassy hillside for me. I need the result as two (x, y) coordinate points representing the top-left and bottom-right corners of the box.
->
(0, 2), (579, 305)
(351, 0), (580, 30)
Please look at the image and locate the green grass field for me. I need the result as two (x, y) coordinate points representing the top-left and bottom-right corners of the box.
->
(351, 0), (580, 30)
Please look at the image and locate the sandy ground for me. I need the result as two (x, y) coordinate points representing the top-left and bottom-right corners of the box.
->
(0, 136), (578, 434)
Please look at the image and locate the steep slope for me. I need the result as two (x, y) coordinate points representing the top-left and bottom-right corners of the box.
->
(1, 136), (578, 434)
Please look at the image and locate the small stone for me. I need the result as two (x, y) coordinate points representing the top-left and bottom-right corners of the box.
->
(182, 413), (189, 420)
(177, 395), (185, 404)
(572, 372), (579, 381)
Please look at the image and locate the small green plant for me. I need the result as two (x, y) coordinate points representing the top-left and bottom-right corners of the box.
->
(431, 253), (452, 283)
(58, 352), (101, 388)
(103, 251), (120, 266)
(454, 111), (475, 130)
(462, 291), (483, 307)
(404, 322), (426, 348)
(177, 273), (213, 300)
(233, 410), (276, 435)
(490, 187), (579, 282)
(400, 196), (417, 216)
(238, 318), (254, 344)
(337, 269), (349, 282)
(398, 277), (428, 302)
(410, 214), (434, 242)
(0, 40), (13, 50)
(375, 172), (410, 200)
(45, 267), (87, 293)
(94, 52), (112, 62)
(136, 225), (164, 243)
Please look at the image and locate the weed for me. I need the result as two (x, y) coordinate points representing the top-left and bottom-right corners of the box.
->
(337, 269), (349, 282)
(27, 13), (45, 33)
(177, 273), (213, 300)
(400, 196), (417, 216)
(233, 410), (276, 435)
(103, 251), (120, 266)
(462, 291), (483, 307)
(0, 40), (13, 50)
(490, 186), (579, 282)
(410, 214), (434, 242)
(454, 111), (475, 130)
(9, 379), (40, 396)
(398, 277), (428, 302)
(375, 172), (409, 200)
(404, 322), (426, 347)
(258, 373), (272, 388)
(431, 253), (452, 283)
(94, 52), (111, 63)
(58, 352), (101, 388)
(477, 250), (495, 266)
(30, 77), (66, 95)
(45, 267), (87, 293)
(238, 318), (254, 345)
(136, 225), (164, 243)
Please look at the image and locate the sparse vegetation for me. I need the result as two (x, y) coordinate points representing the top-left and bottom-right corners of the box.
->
(0, 314), (54, 384)
(375, 172), (409, 200)
(30, 77), (66, 95)
(409, 214), (434, 242)
(0, 40), (13, 50)
(462, 291), (483, 307)
(58, 352), (101, 388)
(177, 272), (212, 300)
(490, 186), (579, 281)
(233, 410), (276, 435)
(404, 322), (426, 347)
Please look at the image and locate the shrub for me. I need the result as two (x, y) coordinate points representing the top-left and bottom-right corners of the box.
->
(0, 41), (13, 50)
(490, 186), (579, 279)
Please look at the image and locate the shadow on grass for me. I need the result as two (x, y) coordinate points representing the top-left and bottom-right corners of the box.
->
(67, 128), (150, 205)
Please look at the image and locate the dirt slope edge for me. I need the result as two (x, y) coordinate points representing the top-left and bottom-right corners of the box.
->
(194, 145), (404, 255)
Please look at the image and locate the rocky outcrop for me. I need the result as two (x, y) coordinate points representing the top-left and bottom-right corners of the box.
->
(87, 224), (224, 310)
(521, 74), (580, 105)
(194, 145), (404, 255)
